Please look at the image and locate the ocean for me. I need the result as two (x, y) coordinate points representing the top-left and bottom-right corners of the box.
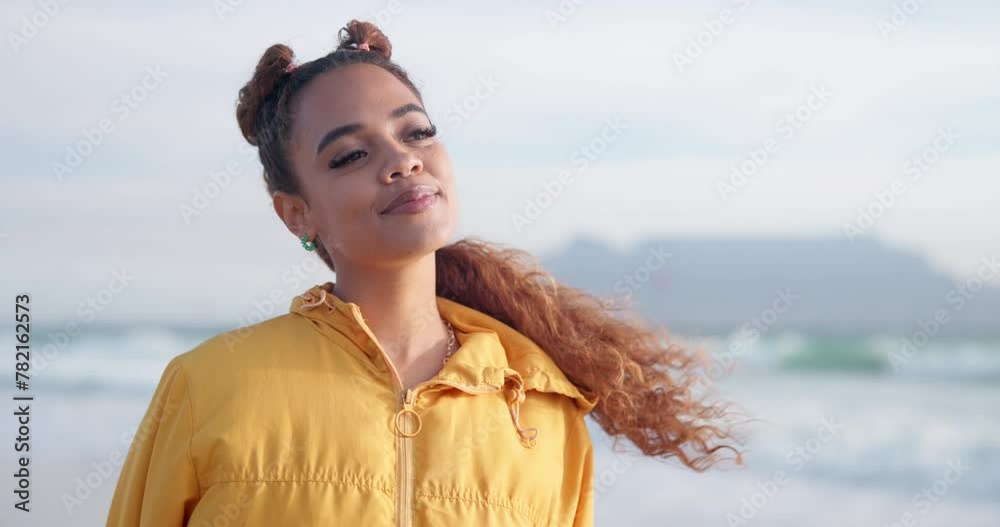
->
(3, 326), (998, 526)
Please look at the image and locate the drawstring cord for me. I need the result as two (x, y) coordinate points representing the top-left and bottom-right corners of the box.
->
(299, 289), (335, 313)
(504, 374), (539, 448)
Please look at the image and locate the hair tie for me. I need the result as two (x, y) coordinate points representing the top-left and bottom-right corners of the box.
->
(285, 62), (298, 73)
(358, 43), (370, 52)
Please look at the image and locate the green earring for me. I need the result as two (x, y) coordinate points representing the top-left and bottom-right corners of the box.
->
(300, 233), (316, 252)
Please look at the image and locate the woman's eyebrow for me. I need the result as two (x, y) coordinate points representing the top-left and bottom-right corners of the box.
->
(315, 103), (428, 157)
(389, 103), (426, 120)
(315, 123), (362, 156)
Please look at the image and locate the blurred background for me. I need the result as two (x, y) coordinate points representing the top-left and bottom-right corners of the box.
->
(2, 0), (998, 525)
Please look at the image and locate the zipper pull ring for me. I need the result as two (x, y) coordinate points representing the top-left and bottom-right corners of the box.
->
(395, 389), (422, 437)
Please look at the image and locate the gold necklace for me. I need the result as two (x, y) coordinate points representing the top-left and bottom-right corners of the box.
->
(441, 318), (457, 366)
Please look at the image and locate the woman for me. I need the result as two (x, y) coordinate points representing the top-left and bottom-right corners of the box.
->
(107, 19), (739, 526)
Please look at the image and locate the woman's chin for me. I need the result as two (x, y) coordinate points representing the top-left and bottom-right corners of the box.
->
(382, 222), (455, 253)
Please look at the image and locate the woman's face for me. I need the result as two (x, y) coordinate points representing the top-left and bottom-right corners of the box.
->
(277, 63), (457, 270)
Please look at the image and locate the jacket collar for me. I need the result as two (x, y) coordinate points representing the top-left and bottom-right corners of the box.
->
(289, 282), (597, 413)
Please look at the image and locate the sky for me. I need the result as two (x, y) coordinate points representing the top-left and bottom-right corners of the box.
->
(2, 0), (998, 324)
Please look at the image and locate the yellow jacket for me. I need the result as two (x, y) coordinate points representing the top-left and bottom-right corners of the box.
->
(107, 281), (599, 526)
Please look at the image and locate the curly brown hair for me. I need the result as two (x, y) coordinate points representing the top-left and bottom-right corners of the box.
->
(236, 19), (742, 471)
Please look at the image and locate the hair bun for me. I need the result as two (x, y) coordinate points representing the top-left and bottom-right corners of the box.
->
(236, 44), (296, 145)
(337, 19), (392, 59)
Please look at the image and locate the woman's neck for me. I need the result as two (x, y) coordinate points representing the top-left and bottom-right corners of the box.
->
(330, 253), (447, 367)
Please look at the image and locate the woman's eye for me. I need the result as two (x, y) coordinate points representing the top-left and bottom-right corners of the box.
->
(410, 124), (438, 141)
(329, 150), (366, 169)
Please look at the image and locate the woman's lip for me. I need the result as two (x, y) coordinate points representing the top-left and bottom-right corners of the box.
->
(381, 191), (441, 215)
(380, 185), (439, 214)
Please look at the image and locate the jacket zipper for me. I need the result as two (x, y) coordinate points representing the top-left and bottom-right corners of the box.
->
(399, 388), (415, 527)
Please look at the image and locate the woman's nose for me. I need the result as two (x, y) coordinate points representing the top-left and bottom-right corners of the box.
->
(382, 144), (423, 183)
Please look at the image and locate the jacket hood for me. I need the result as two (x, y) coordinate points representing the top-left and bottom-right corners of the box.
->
(288, 281), (598, 414)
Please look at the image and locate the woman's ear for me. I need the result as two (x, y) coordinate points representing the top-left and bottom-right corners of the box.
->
(272, 190), (311, 237)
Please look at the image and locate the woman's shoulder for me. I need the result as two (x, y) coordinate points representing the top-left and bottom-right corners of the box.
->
(177, 312), (310, 363)
(163, 312), (341, 394)
(149, 312), (354, 429)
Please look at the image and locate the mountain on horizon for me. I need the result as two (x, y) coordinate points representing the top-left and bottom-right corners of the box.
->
(539, 236), (1000, 335)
